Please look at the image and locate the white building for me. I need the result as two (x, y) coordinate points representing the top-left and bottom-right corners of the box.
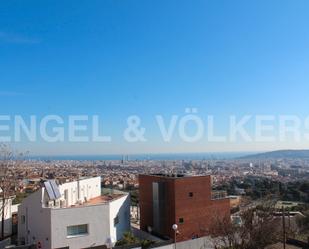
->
(0, 197), (18, 237)
(18, 177), (130, 249)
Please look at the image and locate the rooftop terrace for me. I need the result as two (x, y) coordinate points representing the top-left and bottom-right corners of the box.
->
(68, 193), (125, 208)
(145, 173), (209, 178)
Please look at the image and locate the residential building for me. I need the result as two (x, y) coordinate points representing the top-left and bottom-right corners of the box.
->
(0, 197), (18, 237)
(139, 174), (230, 242)
(229, 195), (241, 209)
(18, 177), (130, 249)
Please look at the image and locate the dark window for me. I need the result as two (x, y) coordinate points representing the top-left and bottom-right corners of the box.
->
(189, 192), (194, 197)
(179, 218), (184, 224)
(21, 215), (26, 224)
(114, 215), (119, 226)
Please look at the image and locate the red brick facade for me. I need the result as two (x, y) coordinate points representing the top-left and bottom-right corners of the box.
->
(139, 174), (230, 242)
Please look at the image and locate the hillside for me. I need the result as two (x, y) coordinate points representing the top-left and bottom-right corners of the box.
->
(240, 150), (309, 159)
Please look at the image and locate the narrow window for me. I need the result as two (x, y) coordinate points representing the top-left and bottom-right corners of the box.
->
(179, 218), (184, 224)
(189, 192), (194, 197)
(21, 215), (26, 224)
(114, 215), (119, 226)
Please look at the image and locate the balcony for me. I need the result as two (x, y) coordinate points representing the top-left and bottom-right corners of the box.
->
(211, 190), (228, 200)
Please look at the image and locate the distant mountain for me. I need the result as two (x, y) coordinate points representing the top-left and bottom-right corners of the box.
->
(240, 150), (309, 159)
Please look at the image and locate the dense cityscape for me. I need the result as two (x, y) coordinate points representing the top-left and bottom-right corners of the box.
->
(0, 149), (308, 248)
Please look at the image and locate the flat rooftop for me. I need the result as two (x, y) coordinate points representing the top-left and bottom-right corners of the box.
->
(142, 173), (209, 178)
(68, 193), (125, 208)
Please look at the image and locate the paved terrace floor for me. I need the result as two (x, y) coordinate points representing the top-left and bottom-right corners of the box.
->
(69, 194), (125, 208)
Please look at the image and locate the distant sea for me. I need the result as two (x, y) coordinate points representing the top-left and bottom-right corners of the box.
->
(28, 152), (256, 161)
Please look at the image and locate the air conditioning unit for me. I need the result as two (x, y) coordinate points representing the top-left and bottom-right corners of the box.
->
(54, 199), (60, 208)
(48, 200), (54, 208)
(60, 200), (67, 208)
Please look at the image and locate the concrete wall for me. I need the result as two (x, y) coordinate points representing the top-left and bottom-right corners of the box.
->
(174, 236), (215, 249)
(58, 177), (101, 207)
(0, 238), (11, 249)
(50, 203), (110, 249)
(131, 226), (163, 242)
(50, 194), (130, 249)
(147, 236), (215, 249)
(18, 189), (52, 248)
(43, 177), (101, 208)
(109, 195), (131, 242)
(0, 198), (14, 236)
(112, 236), (216, 249)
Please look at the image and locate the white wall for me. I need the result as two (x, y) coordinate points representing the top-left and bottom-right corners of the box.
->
(50, 194), (130, 249)
(112, 236), (216, 249)
(44, 177), (101, 208)
(50, 204), (110, 249)
(18, 189), (52, 248)
(59, 177), (101, 207)
(141, 236), (215, 249)
(109, 194), (131, 243)
(175, 236), (215, 249)
(11, 204), (19, 214)
(0, 198), (13, 236)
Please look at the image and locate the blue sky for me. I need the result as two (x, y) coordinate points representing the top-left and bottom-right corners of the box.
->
(1, 0), (309, 155)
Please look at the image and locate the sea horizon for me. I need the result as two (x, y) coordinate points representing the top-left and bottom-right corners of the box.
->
(27, 151), (259, 161)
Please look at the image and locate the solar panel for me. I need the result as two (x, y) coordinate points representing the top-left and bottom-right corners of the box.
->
(50, 180), (61, 199)
(44, 181), (56, 200)
(44, 180), (61, 200)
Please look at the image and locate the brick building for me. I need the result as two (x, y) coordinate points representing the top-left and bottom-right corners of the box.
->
(139, 174), (230, 242)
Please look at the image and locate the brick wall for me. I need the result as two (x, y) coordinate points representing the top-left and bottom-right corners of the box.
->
(139, 174), (230, 242)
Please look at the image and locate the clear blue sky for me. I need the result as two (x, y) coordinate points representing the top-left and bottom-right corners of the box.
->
(1, 0), (309, 155)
